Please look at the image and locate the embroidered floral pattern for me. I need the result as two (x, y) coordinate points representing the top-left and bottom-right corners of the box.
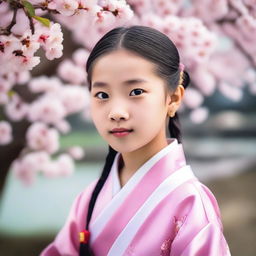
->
(160, 237), (172, 256)
(160, 215), (187, 255)
(174, 215), (187, 235)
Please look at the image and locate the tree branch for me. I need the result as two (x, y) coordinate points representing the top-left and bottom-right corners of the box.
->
(216, 3), (256, 70)
(28, 14), (35, 34)
(1, 8), (18, 36)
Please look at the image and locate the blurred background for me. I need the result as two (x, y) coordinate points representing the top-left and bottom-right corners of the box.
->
(1, 1), (256, 256)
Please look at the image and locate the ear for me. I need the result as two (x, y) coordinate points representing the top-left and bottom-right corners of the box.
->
(167, 85), (185, 117)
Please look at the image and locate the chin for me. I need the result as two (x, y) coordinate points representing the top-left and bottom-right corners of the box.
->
(108, 142), (136, 154)
(110, 146), (132, 154)
(115, 142), (147, 154)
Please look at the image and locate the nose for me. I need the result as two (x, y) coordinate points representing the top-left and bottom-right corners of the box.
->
(108, 107), (129, 122)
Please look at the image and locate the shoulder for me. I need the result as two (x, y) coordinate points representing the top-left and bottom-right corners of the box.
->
(171, 175), (222, 226)
(69, 178), (99, 216)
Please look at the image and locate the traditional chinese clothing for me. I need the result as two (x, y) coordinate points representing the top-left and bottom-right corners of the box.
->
(41, 138), (231, 256)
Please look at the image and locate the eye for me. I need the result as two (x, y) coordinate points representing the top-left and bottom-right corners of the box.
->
(130, 88), (145, 96)
(94, 92), (108, 99)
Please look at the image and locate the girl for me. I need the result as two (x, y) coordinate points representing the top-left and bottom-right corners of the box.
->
(41, 25), (231, 256)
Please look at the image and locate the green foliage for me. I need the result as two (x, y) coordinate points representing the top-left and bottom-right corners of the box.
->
(33, 16), (51, 27)
(22, 0), (35, 17)
(22, 1), (50, 27)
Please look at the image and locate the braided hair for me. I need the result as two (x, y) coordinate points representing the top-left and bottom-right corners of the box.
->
(80, 25), (190, 255)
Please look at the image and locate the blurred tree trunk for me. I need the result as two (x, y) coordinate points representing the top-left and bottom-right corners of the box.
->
(0, 120), (29, 199)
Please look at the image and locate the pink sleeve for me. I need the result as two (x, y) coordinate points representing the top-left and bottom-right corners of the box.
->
(170, 182), (231, 256)
(40, 180), (97, 256)
(179, 222), (231, 256)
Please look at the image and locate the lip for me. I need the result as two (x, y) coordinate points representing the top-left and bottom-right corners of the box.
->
(110, 128), (133, 132)
(110, 127), (133, 137)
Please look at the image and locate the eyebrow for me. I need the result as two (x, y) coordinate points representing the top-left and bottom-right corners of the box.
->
(92, 78), (148, 88)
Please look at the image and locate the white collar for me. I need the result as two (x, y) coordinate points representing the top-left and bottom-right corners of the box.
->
(111, 138), (178, 196)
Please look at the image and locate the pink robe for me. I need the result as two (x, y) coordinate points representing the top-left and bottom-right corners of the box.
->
(40, 138), (231, 256)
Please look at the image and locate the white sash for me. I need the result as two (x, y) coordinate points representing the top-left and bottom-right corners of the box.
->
(108, 165), (196, 256)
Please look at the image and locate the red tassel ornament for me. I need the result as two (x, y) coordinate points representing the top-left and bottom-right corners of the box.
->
(79, 230), (90, 244)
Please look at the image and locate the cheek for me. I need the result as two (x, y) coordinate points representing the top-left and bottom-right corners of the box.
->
(134, 104), (166, 129)
(90, 105), (103, 128)
(141, 97), (167, 118)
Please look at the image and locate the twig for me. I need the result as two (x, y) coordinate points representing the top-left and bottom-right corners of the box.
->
(33, 4), (60, 14)
(217, 3), (256, 69)
(27, 14), (35, 34)
(1, 8), (18, 35)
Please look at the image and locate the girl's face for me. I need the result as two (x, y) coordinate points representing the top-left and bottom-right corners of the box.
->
(90, 49), (172, 154)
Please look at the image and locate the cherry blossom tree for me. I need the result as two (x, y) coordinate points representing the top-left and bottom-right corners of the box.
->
(0, 0), (255, 192)
(0, 0), (133, 193)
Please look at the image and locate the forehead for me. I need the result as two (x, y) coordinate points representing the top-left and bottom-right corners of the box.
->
(91, 49), (158, 83)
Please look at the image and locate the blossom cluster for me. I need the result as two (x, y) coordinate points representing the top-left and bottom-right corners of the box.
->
(127, 0), (256, 123)
(0, 0), (130, 185)
(54, 0), (134, 50)
(12, 151), (75, 185)
(0, 46), (90, 184)
(1, 77), (88, 184)
(0, 2), (64, 80)
(53, 0), (256, 124)
(0, 0), (133, 94)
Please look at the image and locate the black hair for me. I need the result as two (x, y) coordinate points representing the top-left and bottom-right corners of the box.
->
(80, 25), (190, 255)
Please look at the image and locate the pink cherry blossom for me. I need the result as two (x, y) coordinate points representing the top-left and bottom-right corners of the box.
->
(68, 146), (85, 160)
(126, 0), (152, 16)
(183, 88), (204, 109)
(107, 0), (134, 22)
(0, 77), (12, 93)
(0, 1), (10, 14)
(185, 0), (228, 23)
(11, 9), (30, 35)
(5, 94), (29, 121)
(191, 66), (216, 96)
(58, 86), (89, 114)
(41, 153), (74, 177)
(72, 48), (90, 67)
(152, 0), (183, 16)
(34, 22), (64, 61)
(0, 5), (12, 29)
(0, 93), (8, 105)
(189, 107), (209, 124)
(28, 95), (66, 124)
(140, 14), (218, 65)
(12, 151), (50, 185)
(0, 121), (12, 145)
(218, 82), (243, 102)
(54, 119), (71, 134)
(42, 161), (61, 178)
(56, 153), (75, 176)
(28, 76), (62, 93)
(54, 0), (79, 16)
(57, 60), (87, 84)
(12, 159), (37, 186)
(45, 45), (63, 60)
(16, 71), (31, 84)
(26, 122), (60, 153)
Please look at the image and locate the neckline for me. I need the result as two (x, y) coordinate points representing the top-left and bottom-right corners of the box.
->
(117, 137), (177, 174)
(112, 138), (179, 193)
